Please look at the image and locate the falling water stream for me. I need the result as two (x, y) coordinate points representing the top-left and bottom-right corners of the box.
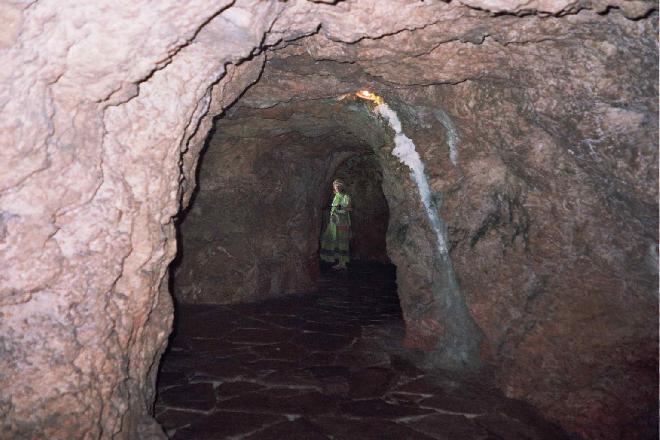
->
(376, 103), (449, 256)
(350, 91), (482, 366)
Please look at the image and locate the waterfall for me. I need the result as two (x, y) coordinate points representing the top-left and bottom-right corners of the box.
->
(376, 103), (448, 256)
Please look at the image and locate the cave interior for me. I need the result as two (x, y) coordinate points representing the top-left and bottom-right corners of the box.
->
(1, 1), (658, 439)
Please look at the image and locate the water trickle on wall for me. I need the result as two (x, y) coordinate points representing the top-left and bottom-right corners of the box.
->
(433, 108), (459, 167)
(352, 91), (483, 368)
(375, 103), (449, 256)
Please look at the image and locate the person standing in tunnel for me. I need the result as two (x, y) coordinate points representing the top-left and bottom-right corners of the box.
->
(321, 179), (352, 270)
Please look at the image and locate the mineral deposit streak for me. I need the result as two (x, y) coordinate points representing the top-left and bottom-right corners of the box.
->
(376, 103), (448, 256)
(433, 108), (459, 167)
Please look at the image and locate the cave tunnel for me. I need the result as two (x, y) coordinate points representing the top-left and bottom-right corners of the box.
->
(170, 92), (396, 305)
(1, 1), (658, 440)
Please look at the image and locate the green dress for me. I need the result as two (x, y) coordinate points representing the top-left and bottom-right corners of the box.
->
(321, 192), (351, 265)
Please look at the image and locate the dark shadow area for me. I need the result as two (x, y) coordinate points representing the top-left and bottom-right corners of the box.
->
(167, 64), (265, 308)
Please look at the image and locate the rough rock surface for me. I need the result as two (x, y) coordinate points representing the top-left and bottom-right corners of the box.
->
(1, 0), (657, 439)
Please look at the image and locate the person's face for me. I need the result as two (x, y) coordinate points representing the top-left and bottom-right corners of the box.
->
(333, 183), (341, 193)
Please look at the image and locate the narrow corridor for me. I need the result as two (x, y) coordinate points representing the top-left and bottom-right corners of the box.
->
(155, 264), (567, 439)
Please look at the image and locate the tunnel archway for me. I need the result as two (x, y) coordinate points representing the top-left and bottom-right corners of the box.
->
(171, 97), (390, 304)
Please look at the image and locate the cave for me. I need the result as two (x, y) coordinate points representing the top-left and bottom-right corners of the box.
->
(1, 1), (658, 439)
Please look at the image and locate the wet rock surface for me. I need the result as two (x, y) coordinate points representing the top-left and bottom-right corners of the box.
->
(156, 264), (567, 439)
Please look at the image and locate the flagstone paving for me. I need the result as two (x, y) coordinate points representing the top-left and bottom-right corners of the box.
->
(155, 264), (568, 439)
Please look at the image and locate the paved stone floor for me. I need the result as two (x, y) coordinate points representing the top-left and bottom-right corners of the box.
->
(156, 264), (568, 439)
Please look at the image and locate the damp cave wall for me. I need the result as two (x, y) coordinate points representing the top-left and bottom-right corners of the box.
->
(1, 1), (658, 439)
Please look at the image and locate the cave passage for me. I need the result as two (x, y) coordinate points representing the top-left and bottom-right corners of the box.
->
(155, 263), (567, 439)
(155, 99), (568, 438)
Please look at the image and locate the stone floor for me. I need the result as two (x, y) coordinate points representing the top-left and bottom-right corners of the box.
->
(156, 263), (568, 439)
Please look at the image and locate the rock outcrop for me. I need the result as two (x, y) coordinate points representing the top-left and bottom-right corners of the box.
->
(1, 0), (656, 438)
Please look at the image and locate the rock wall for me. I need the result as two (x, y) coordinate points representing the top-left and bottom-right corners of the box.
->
(0, 1), (289, 437)
(1, 0), (656, 439)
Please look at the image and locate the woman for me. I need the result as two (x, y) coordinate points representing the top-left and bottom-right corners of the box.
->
(320, 179), (352, 270)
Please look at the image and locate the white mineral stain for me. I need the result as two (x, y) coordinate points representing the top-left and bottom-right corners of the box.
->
(433, 108), (459, 166)
(376, 103), (448, 255)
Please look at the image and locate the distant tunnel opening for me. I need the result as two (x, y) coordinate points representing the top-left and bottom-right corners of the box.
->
(319, 153), (391, 267)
